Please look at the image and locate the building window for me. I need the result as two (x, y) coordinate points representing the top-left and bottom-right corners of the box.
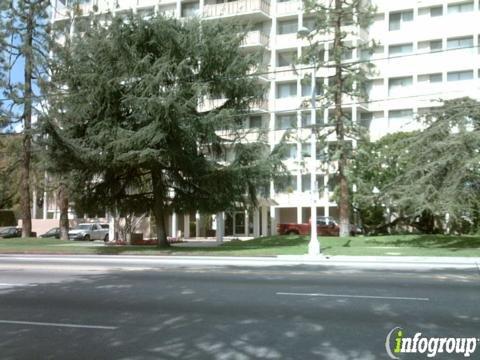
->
(303, 17), (315, 31)
(302, 174), (324, 192)
(418, 73), (443, 83)
(277, 19), (298, 35)
(388, 76), (413, 95)
(275, 113), (296, 130)
(447, 1), (474, 14)
(276, 82), (297, 98)
(447, 70), (474, 81)
(274, 175), (296, 193)
(137, 7), (154, 19)
(389, 10), (413, 31)
(301, 78), (323, 97)
(419, 5), (443, 17)
(249, 116), (263, 129)
(301, 46), (325, 63)
(418, 39), (442, 52)
(181, 2), (199, 17)
(429, 5), (443, 16)
(301, 110), (324, 127)
(447, 36), (473, 49)
(301, 142), (326, 160)
(281, 144), (298, 160)
(389, 109), (413, 120)
(388, 43), (413, 56)
(360, 45), (384, 60)
(277, 50), (297, 67)
(327, 175), (339, 192)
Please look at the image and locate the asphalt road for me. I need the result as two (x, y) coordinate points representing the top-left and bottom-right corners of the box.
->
(0, 256), (478, 360)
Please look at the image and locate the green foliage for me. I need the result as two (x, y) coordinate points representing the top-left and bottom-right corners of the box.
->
(388, 98), (480, 232)
(0, 209), (16, 226)
(44, 15), (284, 227)
(351, 98), (480, 234)
(0, 0), (50, 128)
(0, 134), (21, 211)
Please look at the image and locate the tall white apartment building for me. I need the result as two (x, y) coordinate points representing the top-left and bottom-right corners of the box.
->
(49, 0), (480, 238)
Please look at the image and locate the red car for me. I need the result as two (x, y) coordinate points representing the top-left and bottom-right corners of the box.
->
(277, 217), (358, 236)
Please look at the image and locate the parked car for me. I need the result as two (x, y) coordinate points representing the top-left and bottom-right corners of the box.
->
(0, 227), (21, 238)
(39, 227), (61, 239)
(277, 216), (359, 236)
(68, 223), (109, 241)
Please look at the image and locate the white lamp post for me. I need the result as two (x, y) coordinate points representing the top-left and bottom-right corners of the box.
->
(298, 26), (320, 256)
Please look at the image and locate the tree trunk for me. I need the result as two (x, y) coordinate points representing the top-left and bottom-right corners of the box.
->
(151, 170), (169, 247)
(20, 4), (34, 238)
(334, 0), (350, 237)
(58, 181), (69, 240)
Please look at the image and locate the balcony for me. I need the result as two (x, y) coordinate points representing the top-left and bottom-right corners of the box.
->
(241, 31), (270, 49)
(203, 0), (271, 20)
(276, 0), (300, 16)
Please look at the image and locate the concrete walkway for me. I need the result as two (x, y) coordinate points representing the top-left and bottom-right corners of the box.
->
(4, 253), (478, 270)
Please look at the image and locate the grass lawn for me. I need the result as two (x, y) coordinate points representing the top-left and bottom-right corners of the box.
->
(0, 234), (479, 257)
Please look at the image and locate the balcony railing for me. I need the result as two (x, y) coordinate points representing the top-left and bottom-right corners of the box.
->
(203, 0), (270, 18)
(241, 30), (270, 48)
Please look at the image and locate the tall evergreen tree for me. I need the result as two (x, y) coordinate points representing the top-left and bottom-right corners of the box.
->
(0, 0), (50, 236)
(387, 98), (480, 233)
(44, 15), (283, 246)
(350, 98), (480, 234)
(301, 0), (376, 236)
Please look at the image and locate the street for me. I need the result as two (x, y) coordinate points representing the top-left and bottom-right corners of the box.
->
(0, 255), (478, 359)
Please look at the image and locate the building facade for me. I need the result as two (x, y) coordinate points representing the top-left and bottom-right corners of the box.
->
(49, 0), (480, 238)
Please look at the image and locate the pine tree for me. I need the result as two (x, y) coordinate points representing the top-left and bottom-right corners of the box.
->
(387, 98), (480, 233)
(44, 15), (283, 246)
(0, 0), (50, 236)
(301, 0), (376, 236)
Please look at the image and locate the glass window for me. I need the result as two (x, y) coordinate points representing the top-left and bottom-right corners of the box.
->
(418, 73), (443, 83)
(430, 5), (443, 16)
(429, 39), (442, 51)
(276, 82), (297, 98)
(302, 174), (324, 192)
(274, 175), (296, 193)
(181, 2), (199, 17)
(301, 142), (326, 160)
(388, 76), (413, 95)
(301, 78), (323, 97)
(447, 70), (474, 81)
(277, 51), (297, 67)
(301, 110), (324, 127)
(388, 43), (413, 56)
(389, 10), (413, 31)
(447, 36), (473, 49)
(281, 144), (297, 160)
(448, 1), (474, 14)
(137, 7), (154, 18)
(249, 116), (263, 129)
(303, 17), (315, 31)
(389, 109), (413, 119)
(275, 113), (296, 130)
(277, 19), (298, 35)
(301, 46), (325, 63)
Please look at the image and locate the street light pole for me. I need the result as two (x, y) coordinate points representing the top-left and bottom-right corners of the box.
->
(298, 26), (320, 256)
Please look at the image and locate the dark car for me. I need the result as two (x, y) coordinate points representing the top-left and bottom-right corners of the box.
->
(0, 227), (21, 238)
(39, 227), (61, 239)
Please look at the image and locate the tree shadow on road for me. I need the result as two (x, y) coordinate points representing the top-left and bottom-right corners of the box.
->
(0, 266), (478, 359)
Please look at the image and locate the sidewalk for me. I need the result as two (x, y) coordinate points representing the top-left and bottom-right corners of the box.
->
(3, 253), (479, 270)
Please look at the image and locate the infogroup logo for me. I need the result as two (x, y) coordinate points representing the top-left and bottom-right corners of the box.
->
(385, 327), (479, 359)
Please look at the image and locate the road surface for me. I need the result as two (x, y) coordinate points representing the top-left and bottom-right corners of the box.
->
(0, 255), (478, 359)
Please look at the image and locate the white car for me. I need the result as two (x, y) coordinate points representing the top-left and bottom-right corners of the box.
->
(68, 223), (109, 242)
